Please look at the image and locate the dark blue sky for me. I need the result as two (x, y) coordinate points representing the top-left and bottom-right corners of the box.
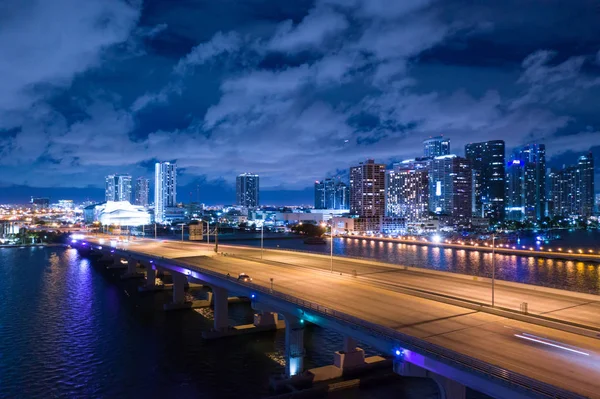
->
(1, 0), (599, 204)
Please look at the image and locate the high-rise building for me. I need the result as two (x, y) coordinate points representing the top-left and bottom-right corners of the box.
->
(428, 155), (472, 221)
(577, 153), (595, 217)
(505, 144), (546, 221)
(105, 174), (132, 202)
(31, 197), (50, 209)
(135, 177), (149, 207)
(465, 140), (505, 220)
(595, 193), (600, 214)
(423, 136), (450, 158)
(154, 162), (177, 223)
(236, 173), (259, 208)
(386, 163), (429, 222)
(349, 159), (386, 218)
(314, 178), (349, 210)
(548, 152), (595, 218)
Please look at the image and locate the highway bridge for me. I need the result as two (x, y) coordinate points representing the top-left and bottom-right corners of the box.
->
(74, 236), (600, 399)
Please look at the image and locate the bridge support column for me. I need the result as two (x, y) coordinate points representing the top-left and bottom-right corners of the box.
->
(212, 287), (229, 331)
(146, 263), (156, 287)
(394, 358), (465, 399)
(163, 272), (190, 310)
(334, 336), (365, 371)
(122, 258), (143, 279)
(284, 316), (305, 377)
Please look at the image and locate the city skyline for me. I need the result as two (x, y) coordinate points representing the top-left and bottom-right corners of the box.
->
(0, 1), (599, 204)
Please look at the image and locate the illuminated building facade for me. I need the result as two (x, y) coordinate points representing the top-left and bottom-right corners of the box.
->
(314, 178), (349, 210)
(505, 144), (546, 221)
(423, 136), (450, 158)
(105, 174), (132, 203)
(428, 155), (472, 222)
(154, 162), (177, 223)
(465, 140), (505, 220)
(135, 177), (149, 207)
(236, 173), (259, 208)
(386, 163), (429, 222)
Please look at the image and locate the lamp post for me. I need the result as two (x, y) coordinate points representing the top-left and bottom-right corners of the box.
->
(261, 221), (264, 260)
(330, 214), (334, 273)
(214, 213), (221, 253)
(206, 220), (210, 245)
(154, 222), (157, 240)
(181, 223), (185, 242)
(492, 234), (496, 307)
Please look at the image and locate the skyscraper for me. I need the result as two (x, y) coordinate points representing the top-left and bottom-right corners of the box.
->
(154, 162), (177, 223)
(505, 144), (546, 221)
(236, 173), (259, 208)
(577, 152), (595, 217)
(548, 152), (595, 218)
(386, 163), (429, 221)
(465, 140), (506, 220)
(105, 174), (132, 202)
(423, 136), (450, 158)
(428, 155), (472, 221)
(349, 159), (386, 218)
(135, 177), (149, 207)
(314, 178), (349, 210)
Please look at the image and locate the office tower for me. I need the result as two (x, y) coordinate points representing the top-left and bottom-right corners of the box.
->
(577, 153), (595, 217)
(505, 144), (546, 221)
(314, 178), (349, 210)
(154, 162), (177, 223)
(236, 173), (259, 208)
(386, 164), (429, 221)
(105, 174), (132, 202)
(423, 136), (450, 158)
(428, 155), (472, 221)
(548, 152), (595, 218)
(465, 140), (506, 220)
(135, 177), (149, 207)
(349, 159), (386, 218)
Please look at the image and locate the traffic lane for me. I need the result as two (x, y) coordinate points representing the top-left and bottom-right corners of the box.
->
(210, 243), (600, 325)
(426, 319), (600, 398)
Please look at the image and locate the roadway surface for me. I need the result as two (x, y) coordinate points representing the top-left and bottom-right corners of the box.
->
(91, 237), (600, 398)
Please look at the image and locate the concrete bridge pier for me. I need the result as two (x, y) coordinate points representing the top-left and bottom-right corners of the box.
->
(334, 336), (365, 371)
(394, 358), (465, 399)
(107, 254), (126, 269)
(163, 272), (190, 310)
(212, 286), (229, 331)
(283, 314), (305, 377)
(122, 258), (143, 279)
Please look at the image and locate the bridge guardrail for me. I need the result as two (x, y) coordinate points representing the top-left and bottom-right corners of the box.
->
(104, 243), (585, 399)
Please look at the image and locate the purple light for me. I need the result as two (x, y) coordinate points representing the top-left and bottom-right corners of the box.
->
(81, 242), (86, 246)
(511, 160), (521, 165)
(71, 239), (77, 243)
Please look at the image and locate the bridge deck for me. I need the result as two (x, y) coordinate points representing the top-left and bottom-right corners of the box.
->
(91, 238), (600, 398)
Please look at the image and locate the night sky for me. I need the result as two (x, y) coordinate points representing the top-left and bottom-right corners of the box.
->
(1, 0), (599, 205)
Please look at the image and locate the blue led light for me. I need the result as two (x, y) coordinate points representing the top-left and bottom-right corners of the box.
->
(251, 294), (256, 299)
(395, 350), (401, 356)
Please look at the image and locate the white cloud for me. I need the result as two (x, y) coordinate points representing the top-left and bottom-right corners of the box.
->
(174, 31), (242, 75)
(0, 0), (140, 119)
(268, 6), (348, 53)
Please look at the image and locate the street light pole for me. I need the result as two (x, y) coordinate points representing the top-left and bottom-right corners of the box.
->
(181, 224), (184, 242)
(330, 214), (334, 273)
(261, 221), (264, 260)
(207, 220), (210, 245)
(214, 217), (219, 253)
(154, 222), (157, 240)
(492, 234), (496, 307)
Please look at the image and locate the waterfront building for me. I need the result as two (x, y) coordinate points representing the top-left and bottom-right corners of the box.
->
(236, 173), (260, 208)
(386, 162), (429, 222)
(86, 201), (151, 226)
(505, 144), (546, 221)
(548, 152), (595, 218)
(428, 155), (472, 222)
(465, 140), (505, 220)
(105, 174), (132, 203)
(314, 178), (349, 210)
(135, 177), (149, 207)
(154, 162), (177, 223)
(423, 136), (450, 158)
(349, 159), (386, 218)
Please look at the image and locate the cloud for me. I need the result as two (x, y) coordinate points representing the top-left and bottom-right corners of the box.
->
(268, 5), (348, 53)
(0, 0), (140, 121)
(174, 31), (242, 75)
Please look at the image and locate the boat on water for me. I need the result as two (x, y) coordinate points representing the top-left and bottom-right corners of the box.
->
(304, 236), (327, 245)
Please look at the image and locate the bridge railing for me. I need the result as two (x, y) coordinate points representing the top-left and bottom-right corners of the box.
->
(105, 243), (584, 399)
